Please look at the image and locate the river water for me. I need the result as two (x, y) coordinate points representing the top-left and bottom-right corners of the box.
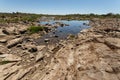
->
(36, 20), (90, 45)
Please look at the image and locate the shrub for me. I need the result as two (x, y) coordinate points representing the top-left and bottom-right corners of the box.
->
(28, 26), (45, 34)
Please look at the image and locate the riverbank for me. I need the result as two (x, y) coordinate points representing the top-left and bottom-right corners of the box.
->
(0, 18), (120, 80)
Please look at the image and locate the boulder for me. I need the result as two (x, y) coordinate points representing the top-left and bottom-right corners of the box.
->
(2, 29), (10, 35)
(44, 39), (50, 43)
(105, 38), (120, 48)
(36, 52), (44, 62)
(9, 26), (16, 32)
(54, 35), (59, 38)
(0, 39), (7, 43)
(19, 26), (27, 34)
(28, 47), (38, 53)
(3, 27), (16, 35)
(0, 45), (9, 54)
(7, 38), (23, 48)
(54, 22), (69, 27)
(0, 29), (6, 37)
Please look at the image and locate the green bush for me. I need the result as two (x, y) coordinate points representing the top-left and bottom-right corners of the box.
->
(28, 26), (45, 34)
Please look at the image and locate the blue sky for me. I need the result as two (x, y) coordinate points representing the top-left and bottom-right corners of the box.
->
(0, 0), (120, 14)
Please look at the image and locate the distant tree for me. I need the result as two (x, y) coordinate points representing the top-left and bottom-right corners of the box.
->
(90, 13), (95, 16)
(106, 13), (114, 16)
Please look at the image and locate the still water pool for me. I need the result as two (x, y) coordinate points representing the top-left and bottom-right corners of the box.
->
(36, 20), (90, 45)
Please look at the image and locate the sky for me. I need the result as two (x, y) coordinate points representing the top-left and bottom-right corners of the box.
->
(0, 0), (120, 15)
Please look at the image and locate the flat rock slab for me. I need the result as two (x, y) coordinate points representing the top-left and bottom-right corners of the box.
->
(7, 38), (23, 48)
(0, 39), (7, 43)
(0, 29), (6, 37)
(0, 54), (21, 61)
(105, 38), (120, 48)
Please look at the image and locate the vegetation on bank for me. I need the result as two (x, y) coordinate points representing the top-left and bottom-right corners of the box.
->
(0, 12), (42, 23)
(28, 26), (44, 33)
(0, 12), (120, 23)
(27, 26), (47, 34)
(55, 13), (120, 20)
(0, 61), (13, 65)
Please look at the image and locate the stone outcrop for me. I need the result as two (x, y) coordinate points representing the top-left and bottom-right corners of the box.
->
(0, 29), (6, 37)
(0, 18), (120, 80)
(7, 38), (23, 48)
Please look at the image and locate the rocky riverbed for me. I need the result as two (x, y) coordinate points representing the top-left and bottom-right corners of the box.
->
(0, 18), (120, 80)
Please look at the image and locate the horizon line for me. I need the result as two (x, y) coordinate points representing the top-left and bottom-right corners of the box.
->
(0, 11), (119, 15)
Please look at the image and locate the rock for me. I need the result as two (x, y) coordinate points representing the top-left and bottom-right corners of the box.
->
(83, 23), (89, 26)
(80, 29), (89, 33)
(7, 38), (23, 48)
(28, 47), (38, 53)
(0, 45), (9, 54)
(37, 45), (46, 51)
(0, 63), (22, 80)
(0, 39), (7, 43)
(4, 27), (16, 34)
(44, 39), (49, 43)
(2, 29), (10, 35)
(19, 30), (27, 34)
(29, 54), (34, 58)
(54, 35), (58, 38)
(0, 54), (21, 61)
(11, 68), (32, 80)
(0, 19), (119, 80)
(105, 67), (114, 73)
(54, 22), (69, 27)
(19, 27), (27, 34)
(36, 52), (44, 62)
(44, 27), (51, 33)
(0, 29), (6, 37)
(105, 38), (120, 48)
(60, 23), (69, 27)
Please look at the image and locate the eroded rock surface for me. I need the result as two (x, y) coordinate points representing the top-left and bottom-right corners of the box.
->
(0, 19), (120, 80)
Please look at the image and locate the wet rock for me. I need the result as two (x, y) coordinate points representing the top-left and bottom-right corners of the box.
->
(80, 29), (89, 33)
(54, 35), (58, 38)
(45, 23), (52, 26)
(83, 23), (89, 26)
(7, 38), (23, 48)
(54, 22), (69, 27)
(44, 27), (51, 33)
(44, 39), (49, 43)
(60, 23), (69, 27)
(53, 31), (55, 34)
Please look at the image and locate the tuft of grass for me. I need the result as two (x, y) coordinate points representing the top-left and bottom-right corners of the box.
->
(0, 61), (12, 65)
(28, 26), (45, 34)
(67, 34), (76, 40)
(69, 34), (75, 39)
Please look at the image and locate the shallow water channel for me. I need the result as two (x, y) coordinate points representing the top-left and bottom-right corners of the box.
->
(36, 20), (90, 45)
